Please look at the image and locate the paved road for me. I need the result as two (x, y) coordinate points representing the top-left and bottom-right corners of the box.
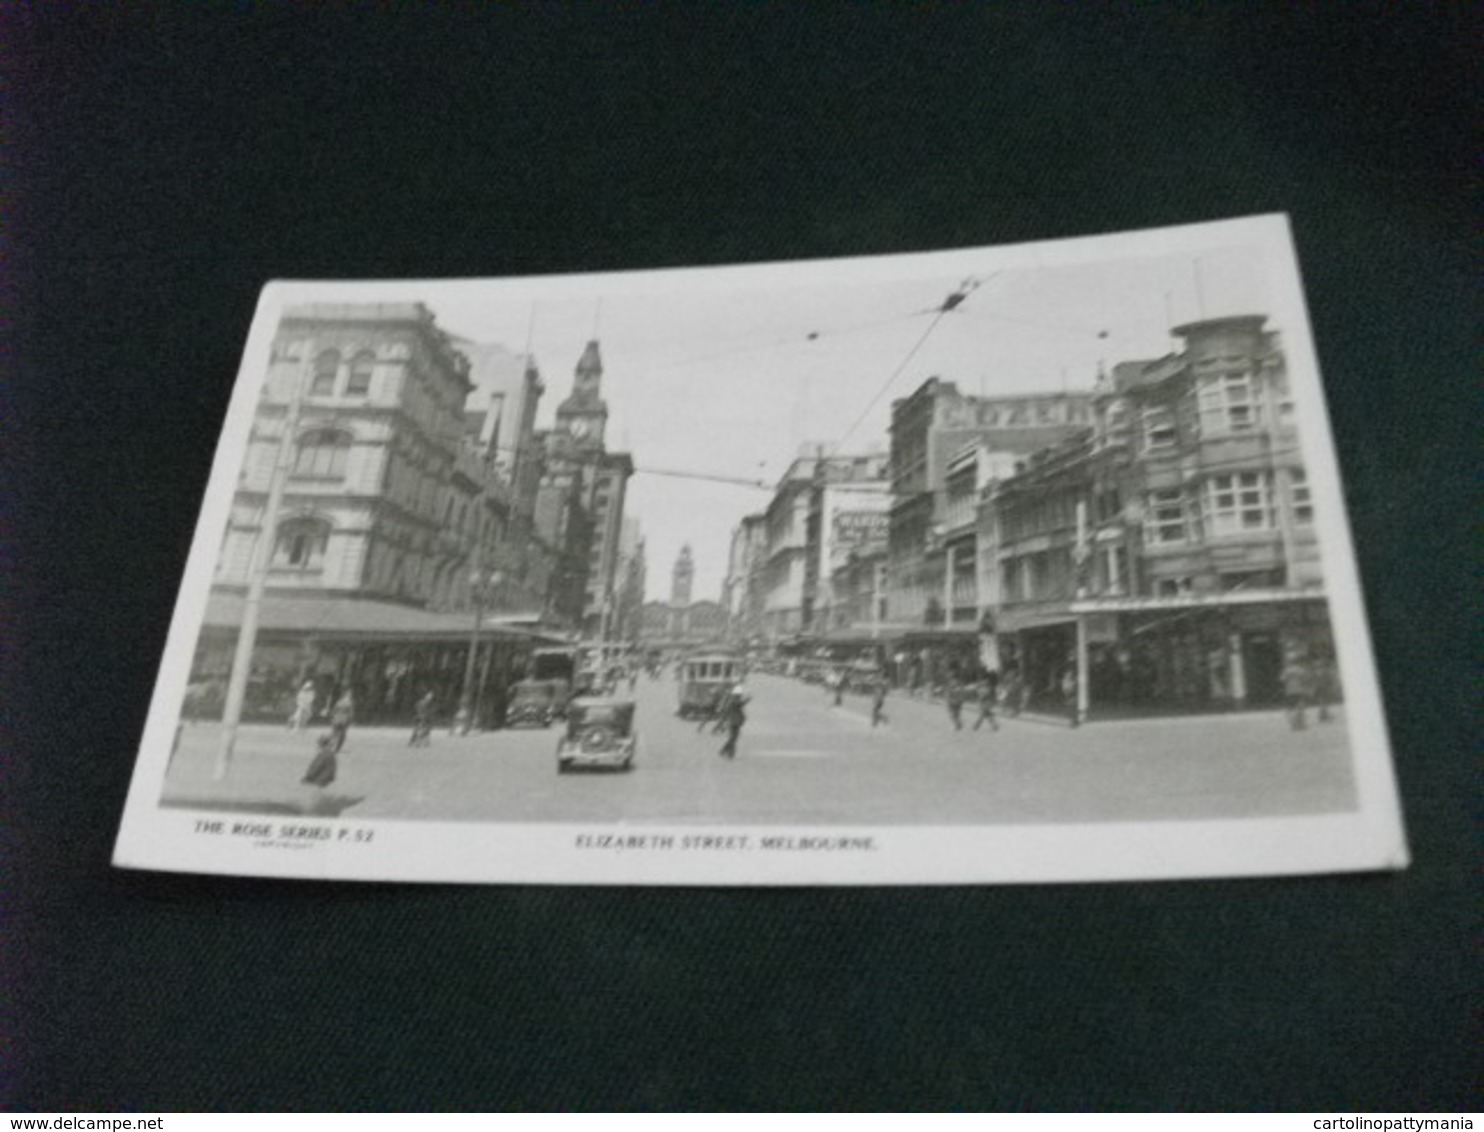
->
(163, 672), (1356, 825)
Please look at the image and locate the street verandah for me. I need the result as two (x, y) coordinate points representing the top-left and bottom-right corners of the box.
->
(182, 593), (564, 729)
(772, 593), (1339, 724)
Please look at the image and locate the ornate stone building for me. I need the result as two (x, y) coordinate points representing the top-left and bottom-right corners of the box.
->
(986, 315), (1332, 714)
(217, 303), (498, 609)
(200, 303), (554, 726)
(534, 340), (634, 634)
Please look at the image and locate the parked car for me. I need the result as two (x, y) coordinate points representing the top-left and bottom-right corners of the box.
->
(556, 696), (637, 773)
(505, 678), (567, 728)
(844, 661), (884, 694)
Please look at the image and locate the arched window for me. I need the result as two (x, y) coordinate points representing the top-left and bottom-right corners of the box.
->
(346, 351), (375, 396)
(293, 429), (352, 479)
(273, 517), (331, 572)
(310, 349), (340, 396)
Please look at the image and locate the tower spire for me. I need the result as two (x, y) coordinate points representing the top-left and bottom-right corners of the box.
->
(672, 544), (694, 607)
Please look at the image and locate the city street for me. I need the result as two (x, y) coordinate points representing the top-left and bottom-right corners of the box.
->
(162, 672), (1357, 826)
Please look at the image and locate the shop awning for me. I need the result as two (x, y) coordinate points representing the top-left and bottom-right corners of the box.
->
(995, 588), (1327, 632)
(202, 593), (566, 644)
(1067, 589), (1327, 614)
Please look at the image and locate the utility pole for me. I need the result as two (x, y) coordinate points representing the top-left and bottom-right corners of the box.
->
(454, 567), (503, 735)
(1072, 497), (1091, 727)
(216, 345), (314, 779)
(871, 562), (883, 642)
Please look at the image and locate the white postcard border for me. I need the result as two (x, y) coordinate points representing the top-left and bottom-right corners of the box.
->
(113, 214), (1409, 886)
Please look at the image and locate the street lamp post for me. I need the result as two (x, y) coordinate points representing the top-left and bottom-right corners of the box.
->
(453, 567), (503, 736)
(215, 345), (314, 780)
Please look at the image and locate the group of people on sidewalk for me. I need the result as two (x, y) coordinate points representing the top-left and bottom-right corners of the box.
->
(824, 670), (892, 727)
(1281, 651), (1339, 731)
(827, 668), (1002, 734)
(943, 674), (1002, 733)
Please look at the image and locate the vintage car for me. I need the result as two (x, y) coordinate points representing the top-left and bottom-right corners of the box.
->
(843, 660), (885, 694)
(556, 696), (637, 773)
(505, 678), (568, 728)
(676, 653), (744, 720)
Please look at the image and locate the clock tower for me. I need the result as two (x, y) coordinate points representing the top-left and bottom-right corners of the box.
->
(555, 339), (608, 451)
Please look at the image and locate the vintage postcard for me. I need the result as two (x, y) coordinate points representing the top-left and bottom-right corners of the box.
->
(112, 215), (1408, 884)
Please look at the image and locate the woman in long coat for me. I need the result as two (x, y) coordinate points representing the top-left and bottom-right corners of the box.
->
(329, 691), (355, 753)
(301, 734), (337, 788)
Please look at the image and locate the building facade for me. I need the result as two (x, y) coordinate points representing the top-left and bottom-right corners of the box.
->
(886, 380), (1094, 629)
(534, 339), (635, 634)
(456, 337), (552, 616)
(200, 303), (556, 727)
(609, 518), (647, 644)
(218, 303), (490, 609)
(808, 469), (891, 632)
(758, 458), (814, 639)
(721, 513), (767, 645)
(988, 315), (1332, 715)
(752, 449), (890, 642)
(637, 545), (726, 649)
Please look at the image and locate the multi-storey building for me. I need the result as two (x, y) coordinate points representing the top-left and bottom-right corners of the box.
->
(938, 442), (1023, 629)
(721, 513), (767, 645)
(456, 338), (552, 616)
(753, 448), (890, 642)
(200, 303), (553, 725)
(987, 315), (1331, 715)
(758, 458), (815, 639)
(610, 518), (647, 644)
(218, 303), (488, 608)
(534, 340), (635, 634)
(808, 467), (891, 632)
(455, 338), (544, 510)
(886, 380), (1094, 629)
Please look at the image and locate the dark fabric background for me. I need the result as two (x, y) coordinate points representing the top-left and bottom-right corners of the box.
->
(5, 4), (1478, 1112)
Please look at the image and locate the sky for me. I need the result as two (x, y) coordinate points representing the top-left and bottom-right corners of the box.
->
(367, 236), (1274, 602)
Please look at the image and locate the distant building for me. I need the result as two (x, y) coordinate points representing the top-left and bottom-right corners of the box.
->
(455, 338), (544, 512)
(758, 458), (814, 640)
(455, 336), (551, 616)
(807, 458), (891, 633)
(637, 545), (726, 649)
(750, 447), (891, 642)
(722, 513), (767, 644)
(610, 518), (647, 643)
(672, 543), (695, 607)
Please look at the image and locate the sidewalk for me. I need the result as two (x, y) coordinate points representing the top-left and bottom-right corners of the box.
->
(162, 723), (422, 816)
(866, 682), (1342, 729)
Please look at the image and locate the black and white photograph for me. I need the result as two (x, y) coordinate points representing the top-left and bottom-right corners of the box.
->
(112, 214), (1406, 885)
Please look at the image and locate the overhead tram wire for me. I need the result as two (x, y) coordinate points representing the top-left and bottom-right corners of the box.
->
(480, 440), (1310, 498)
(832, 274), (997, 453)
(472, 436), (772, 490)
(635, 309), (928, 376)
(632, 467), (770, 489)
(466, 292), (989, 494)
